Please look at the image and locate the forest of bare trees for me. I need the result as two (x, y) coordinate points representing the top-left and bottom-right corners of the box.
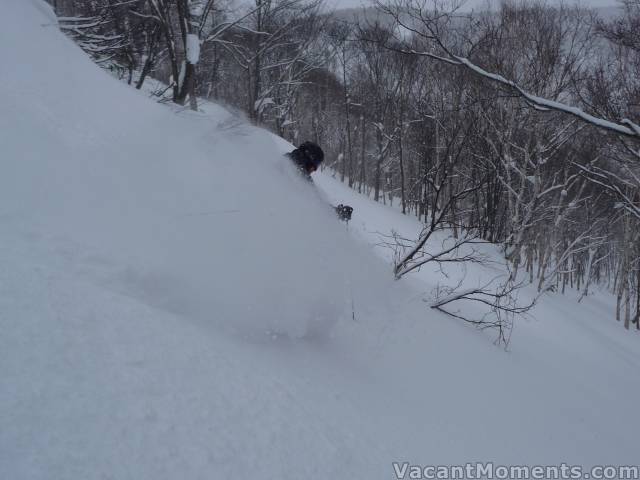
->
(51, 0), (639, 332)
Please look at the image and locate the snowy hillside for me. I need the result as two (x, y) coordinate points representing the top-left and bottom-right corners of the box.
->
(1, 1), (639, 479)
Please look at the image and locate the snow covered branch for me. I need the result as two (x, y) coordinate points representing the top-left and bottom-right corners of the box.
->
(377, 0), (640, 143)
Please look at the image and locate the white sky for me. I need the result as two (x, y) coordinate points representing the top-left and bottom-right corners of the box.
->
(324, 0), (619, 11)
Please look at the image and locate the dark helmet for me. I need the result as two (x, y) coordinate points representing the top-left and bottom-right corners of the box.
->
(298, 141), (324, 169)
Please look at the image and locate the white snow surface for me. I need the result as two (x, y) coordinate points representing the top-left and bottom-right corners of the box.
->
(1, 1), (639, 479)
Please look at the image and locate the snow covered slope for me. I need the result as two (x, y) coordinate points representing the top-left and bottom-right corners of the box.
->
(1, 1), (639, 479)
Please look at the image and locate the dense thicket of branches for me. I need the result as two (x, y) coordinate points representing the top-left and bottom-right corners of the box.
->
(52, 0), (639, 331)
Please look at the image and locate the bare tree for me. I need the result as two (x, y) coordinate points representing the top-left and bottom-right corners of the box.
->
(376, 0), (640, 142)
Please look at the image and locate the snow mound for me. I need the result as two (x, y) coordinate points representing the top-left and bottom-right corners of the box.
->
(0, 0), (390, 340)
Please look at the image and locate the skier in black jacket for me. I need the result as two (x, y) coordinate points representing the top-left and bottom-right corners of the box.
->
(286, 141), (353, 222)
(287, 141), (324, 180)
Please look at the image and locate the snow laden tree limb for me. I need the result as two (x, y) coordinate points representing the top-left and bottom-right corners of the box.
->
(447, 57), (640, 140)
(536, 223), (608, 294)
(226, 0), (327, 125)
(57, 11), (128, 69)
(572, 161), (640, 220)
(375, 0), (640, 143)
(203, 6), (263, 44)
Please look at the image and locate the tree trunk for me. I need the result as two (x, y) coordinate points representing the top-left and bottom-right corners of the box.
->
(343, 47), (354, 188)
(635, 263), (640, 329)
(624, 271), (631, 329)
(175, 0), (198, 110)
(359, 114), (366, 194)
(398, 120), (406, 215)
(136, 51), (155, 90)
(373, 128), (383, 202)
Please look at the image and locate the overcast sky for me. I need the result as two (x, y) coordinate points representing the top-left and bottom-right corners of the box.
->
(324, 0), (619, 11)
